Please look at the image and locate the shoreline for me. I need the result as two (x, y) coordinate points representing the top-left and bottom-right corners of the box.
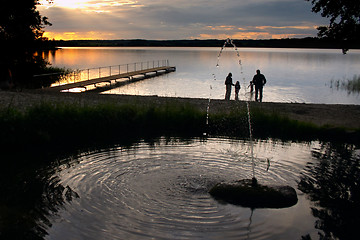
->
(1, 90), (360, 130)
(53, 38), (360, 50)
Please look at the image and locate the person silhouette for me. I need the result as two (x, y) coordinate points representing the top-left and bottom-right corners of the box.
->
(234, 81), (241, 100)
(248, 80), (253, 93)
(224, 72), (234, 100)
(252, 69), (266, 102)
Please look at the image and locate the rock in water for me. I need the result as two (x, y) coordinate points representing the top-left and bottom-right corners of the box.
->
(209, 179), (298, 208)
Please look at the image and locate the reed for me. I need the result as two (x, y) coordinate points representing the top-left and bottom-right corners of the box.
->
(345, 75), (360, 93)
(330, 75), (360, 94)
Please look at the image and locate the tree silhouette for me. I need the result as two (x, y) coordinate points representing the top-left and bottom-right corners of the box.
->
(0, 0), (53, 88)
(306, 0), (360, 53)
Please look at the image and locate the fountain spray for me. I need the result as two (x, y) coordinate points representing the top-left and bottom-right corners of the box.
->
(212, 38), (256, 180)
(210, 45), (298, 205)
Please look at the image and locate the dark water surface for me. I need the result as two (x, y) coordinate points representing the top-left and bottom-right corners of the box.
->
(2, 137), (356, 239)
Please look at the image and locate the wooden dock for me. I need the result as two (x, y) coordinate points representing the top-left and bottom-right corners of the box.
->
(44, 65), (176, 92)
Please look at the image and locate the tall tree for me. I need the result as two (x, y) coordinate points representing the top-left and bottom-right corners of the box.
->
(0, 0), (53, 88)
(306, 0), (360, 53)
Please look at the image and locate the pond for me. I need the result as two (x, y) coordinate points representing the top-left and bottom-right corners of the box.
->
(46, 46), (360, 104)
(3, 137), (357, 239)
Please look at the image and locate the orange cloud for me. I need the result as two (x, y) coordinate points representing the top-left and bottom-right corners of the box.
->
(39, 0), (141, 11)
(198, 23), (318, 40)
(198, 32), (304, 40)
(255, 25), (317, 30)
(206, 25), (237, 31)
(43, 31), (116, 40)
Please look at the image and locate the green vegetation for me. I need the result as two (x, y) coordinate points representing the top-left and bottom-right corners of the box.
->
(209, 106), (355, 142)
(1, 101), (358, 155)
(0, 101), (206, 153)
(330, 75), (360, 94)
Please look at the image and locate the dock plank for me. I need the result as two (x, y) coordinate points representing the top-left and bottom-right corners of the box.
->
(44, 66), (176, 92)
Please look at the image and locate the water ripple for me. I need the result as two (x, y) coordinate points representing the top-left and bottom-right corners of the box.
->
(46, 137), (318, 240)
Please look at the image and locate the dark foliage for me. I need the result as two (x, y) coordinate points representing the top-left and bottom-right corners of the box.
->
(0, 1), (54, 88)
(306, 0), (360, 53)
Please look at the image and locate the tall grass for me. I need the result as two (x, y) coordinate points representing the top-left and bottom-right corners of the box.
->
(0, 101), (207, 153)
(330, 75), (360, 94)
(0, 101), (357, 155)
(209, 107), (321, 140)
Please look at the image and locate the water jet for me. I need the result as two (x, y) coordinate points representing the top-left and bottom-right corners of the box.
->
(209, 39), (298, 208)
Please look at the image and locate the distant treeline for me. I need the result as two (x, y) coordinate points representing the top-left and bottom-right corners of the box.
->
(55, 38), (360, 49)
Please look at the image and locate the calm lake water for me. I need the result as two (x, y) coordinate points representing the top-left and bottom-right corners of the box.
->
(30, 137), (356, 240)
(47, 46), (360, 104)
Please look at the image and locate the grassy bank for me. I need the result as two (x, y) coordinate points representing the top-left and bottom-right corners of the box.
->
(210, 106), (358, 142)
(1, 101), (358, 155)
(0, 101), (205, 153)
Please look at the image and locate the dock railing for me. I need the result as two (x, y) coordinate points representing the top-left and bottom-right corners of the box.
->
(34, 60), (170, 87)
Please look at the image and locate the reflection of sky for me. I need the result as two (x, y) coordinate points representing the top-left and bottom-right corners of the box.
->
(48, 47), (360, 104)
(45, 137), (321, 239)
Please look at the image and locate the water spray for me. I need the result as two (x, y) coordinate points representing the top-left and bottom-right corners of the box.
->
(211, 38), (256, 180)
(209, 39), (298, 208)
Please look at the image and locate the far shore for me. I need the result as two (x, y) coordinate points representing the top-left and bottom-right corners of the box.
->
(53, 38), (360, 50)
(1, 90), (360, 130)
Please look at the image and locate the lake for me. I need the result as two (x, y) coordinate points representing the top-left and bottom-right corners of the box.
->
(46, 46), (360, 105)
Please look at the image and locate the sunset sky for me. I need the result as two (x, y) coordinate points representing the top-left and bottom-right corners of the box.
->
(38, 0), (328, 40)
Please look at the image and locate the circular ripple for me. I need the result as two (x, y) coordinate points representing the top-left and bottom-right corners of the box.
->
(46, 138), (315, 240)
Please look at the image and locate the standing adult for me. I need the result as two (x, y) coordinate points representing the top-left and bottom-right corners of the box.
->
(224, 72), (234, 100)
(252, 69), (266, 102)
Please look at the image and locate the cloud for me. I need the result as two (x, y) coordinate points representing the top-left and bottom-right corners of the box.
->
(38, 0), (328, 40)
